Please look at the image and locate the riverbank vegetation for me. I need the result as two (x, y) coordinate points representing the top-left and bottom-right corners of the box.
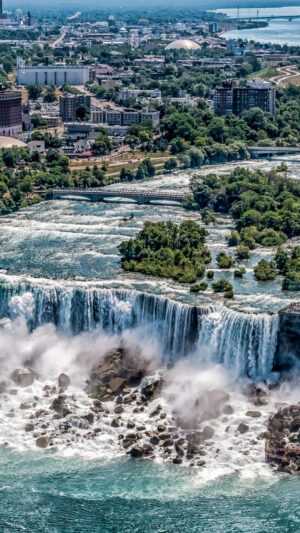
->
(119, 221), (211, 283)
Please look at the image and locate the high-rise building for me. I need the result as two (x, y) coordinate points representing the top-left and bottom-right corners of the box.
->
(0, 90), (22, 137)
(59, 94), (91, 122)
(214, 80), (276, 116)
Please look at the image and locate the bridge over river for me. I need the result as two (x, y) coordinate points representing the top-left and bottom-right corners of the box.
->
(46, 187), (188, 205)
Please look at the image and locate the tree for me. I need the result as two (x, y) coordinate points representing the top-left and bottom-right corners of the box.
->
(28, 85), (42, 100)
(92, 130), (112, 156)
(164, 158), (177, 172)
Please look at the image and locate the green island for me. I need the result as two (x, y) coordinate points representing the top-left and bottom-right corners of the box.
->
(118, 220), (211, 284)
(118, 165), (300, 295)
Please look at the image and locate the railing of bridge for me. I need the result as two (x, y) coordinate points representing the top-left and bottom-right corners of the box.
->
(49, 187), (188, 201)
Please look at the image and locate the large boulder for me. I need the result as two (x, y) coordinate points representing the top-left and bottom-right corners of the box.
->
(87, 346), (150, 400)
(11, 368), (37, 387)
(36, 436), (49, 449)
(58, 373), (71, 391)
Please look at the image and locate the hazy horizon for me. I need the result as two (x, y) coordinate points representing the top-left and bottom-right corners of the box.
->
(4, 0), (300, 14)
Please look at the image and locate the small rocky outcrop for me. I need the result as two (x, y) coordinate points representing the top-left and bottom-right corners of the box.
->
(87, 347), (150, 400)
(11, 368), (37, 388)
(266, 404), (300, 473)
(58, 373), (71, 391)
(36, 435), (49, 449)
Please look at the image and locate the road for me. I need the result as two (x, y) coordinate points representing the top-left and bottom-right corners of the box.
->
(51, 26), (68, 49)
(270, 65), (300, 86)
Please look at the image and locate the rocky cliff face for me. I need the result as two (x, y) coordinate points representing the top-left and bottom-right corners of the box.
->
(266, 405), (300, 474)
(275, 303), (300, 371)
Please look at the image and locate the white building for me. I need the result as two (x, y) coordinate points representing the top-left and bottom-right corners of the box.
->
(17, 64), (90, 86)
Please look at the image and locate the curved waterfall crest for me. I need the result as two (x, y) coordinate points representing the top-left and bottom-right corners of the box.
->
(0, 278), (279, 379)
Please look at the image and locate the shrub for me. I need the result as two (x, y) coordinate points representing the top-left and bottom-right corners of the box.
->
(256, 228), (286, 247)
(217, 252), (234, 269)
(235, 245), (250, 260)
(254, 259), (277, 281)
(234, 267), (246, 278)
(227, 230), (240, 247)
(190, 282), (208, 293)
(212, 279), (233, 293)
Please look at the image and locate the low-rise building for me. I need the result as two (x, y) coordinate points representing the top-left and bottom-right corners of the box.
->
(90, 108), (160, 127)
(17, 64), (90, 86)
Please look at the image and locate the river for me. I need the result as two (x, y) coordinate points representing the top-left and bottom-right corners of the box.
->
(1, 159), (300, 532)
(216, 6), (300, 46)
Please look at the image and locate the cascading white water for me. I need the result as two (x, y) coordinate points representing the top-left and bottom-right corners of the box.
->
(0, 279), (279, 380)
(197, 306), (279, 380)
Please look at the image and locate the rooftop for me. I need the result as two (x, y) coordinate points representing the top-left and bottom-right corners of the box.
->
(165, 39), (200, 50)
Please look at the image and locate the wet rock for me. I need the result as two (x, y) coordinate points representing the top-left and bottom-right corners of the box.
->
(92, 400), (104, 412)
(87, 347), (148, 400)
(142, 444), (154, 456)
(111, 418), (120, 428)
(150, 405), (162, 417)
(50, 395), (70, 418)
(115, 395), (123, 404)
(197, 460), (206, 467)
(83, 412), (94, 424)
(36, 436), (49, 449)
(129, 446), (143, 458)
(24, 423), (34, 432)
(150, 435), (159, 446)
(114, 405), (124, 415)
(173, 457), (182, 464)
(58, 373), (71, 391)
(175, 443), (184, 457)
(223, 404), (234, 415)
(11, 368), (37, 388)
(237, 422), (249, 434)
(19, 402), (32, 410)
(162, 439), (174, 448)
(200, 426), (215, 441)
(266, 405), (300, 473)
(246, 410), (262, 418)
(140, 375), (163, 402)
(35, 409), (49, 418)
(290, 418), (300, 433)
(0, 381), (8, 394)
(127, 421), (135, 429)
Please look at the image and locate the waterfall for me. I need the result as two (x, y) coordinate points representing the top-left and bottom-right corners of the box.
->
(0, 278), (279, 379)
(0, 280), (205, 358)
(197, 306), (279, 380)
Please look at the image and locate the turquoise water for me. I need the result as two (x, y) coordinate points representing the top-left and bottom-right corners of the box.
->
(1, 450), (300, 533)
(2, 166), (300, 531)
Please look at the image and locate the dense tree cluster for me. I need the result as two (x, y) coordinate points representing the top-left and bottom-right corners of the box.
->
(0, 148), (108, 216)
(119, 220), (211, 283)
(191, 167), (300, 250)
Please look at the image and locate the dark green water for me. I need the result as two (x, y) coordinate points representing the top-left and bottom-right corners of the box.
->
(0, 450), (300, 533)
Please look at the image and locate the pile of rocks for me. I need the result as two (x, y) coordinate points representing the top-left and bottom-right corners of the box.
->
(266, 404), (300, 474)
(0, 348), (240, 468)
